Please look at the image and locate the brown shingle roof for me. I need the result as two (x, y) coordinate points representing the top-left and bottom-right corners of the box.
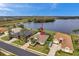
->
(54, 32), (74, 51)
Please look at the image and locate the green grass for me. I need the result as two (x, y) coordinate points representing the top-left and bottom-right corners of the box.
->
(45, 30), (55, 33)
(13, 39), (26, 45)
(1, 36), (9, 41)
(28, 44), (50, 54)
(56, 50), (73, 56)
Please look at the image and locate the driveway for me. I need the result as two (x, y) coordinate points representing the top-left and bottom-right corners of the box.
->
(48, 44), (61, 56)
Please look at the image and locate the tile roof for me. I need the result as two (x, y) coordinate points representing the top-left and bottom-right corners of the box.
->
(36, 32), (49, 45)
(54, 32), (74, 51)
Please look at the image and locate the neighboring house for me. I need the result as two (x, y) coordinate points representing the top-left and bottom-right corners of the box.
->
(11, 28), (22, 33)
(0, 27), (7, 35)
(53, 32), (74, 53)
(9, 28), (22, 38)
(10, 32), (20, 38)
(9, 28), (33, 42)
(20, 30), (34, 39)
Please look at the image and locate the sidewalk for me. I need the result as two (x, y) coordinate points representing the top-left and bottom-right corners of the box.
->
(8, 38), (18, 43)
(20, 42), (31, 50)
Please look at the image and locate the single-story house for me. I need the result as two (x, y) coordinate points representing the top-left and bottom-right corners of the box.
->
(29, 32), (49, 45)
(53, 32), (74, 53)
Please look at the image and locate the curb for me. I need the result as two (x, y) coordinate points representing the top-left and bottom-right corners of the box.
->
(25, 48), (47, 56)
(0, 48), (16, 56)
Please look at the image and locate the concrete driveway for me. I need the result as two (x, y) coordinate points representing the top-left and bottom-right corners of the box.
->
(48, 44), (61, 56)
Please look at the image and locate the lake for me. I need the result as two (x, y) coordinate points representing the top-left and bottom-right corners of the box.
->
(24, 19), (79, 34)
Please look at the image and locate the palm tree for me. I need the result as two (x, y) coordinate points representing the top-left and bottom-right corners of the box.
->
(8, 27), (12, 40)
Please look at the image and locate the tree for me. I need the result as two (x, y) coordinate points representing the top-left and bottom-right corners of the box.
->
(73, 29), (79, 34)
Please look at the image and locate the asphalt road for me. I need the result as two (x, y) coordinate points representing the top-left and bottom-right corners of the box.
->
(0, 41), (38, 56)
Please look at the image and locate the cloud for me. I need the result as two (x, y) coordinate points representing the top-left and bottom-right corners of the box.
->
(0, 3), (14, 16)
(0, 8), (13, 11)
(0, 3), (13, 12)
(0, 3), (6, 7)
(51, 3), (57, 9)
(8, 3), (32, 9)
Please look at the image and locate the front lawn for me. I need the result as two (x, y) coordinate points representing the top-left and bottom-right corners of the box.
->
(1, 36), (9, 41)
(28, 44), (50, 54)
(12, 39), (26, 45)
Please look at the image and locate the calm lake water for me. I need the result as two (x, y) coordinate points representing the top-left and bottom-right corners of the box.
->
(24, 19), (79, 34)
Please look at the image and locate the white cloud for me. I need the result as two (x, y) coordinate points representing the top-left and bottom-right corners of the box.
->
(0, 3), (6, 7)
(0, 3), (13, 12)
(51, 3), (57, 9)
(0, 8), (13, 11)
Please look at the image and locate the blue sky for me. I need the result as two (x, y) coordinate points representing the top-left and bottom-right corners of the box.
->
(0, 3), (79, 16)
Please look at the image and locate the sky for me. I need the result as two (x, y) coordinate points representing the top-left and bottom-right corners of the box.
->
(0, 3), (79, 16)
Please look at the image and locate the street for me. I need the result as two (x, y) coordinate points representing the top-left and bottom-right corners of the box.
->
(0, 41), (38, 56)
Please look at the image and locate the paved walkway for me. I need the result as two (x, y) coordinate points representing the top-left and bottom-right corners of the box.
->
(8, 38), (18, 43)
(0, 31), (8, 38)
(48, 44), (61, 56)
(20, 42), (31, 50)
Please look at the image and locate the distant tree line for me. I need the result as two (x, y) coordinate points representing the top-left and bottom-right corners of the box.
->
(26, 17), (55, 23)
